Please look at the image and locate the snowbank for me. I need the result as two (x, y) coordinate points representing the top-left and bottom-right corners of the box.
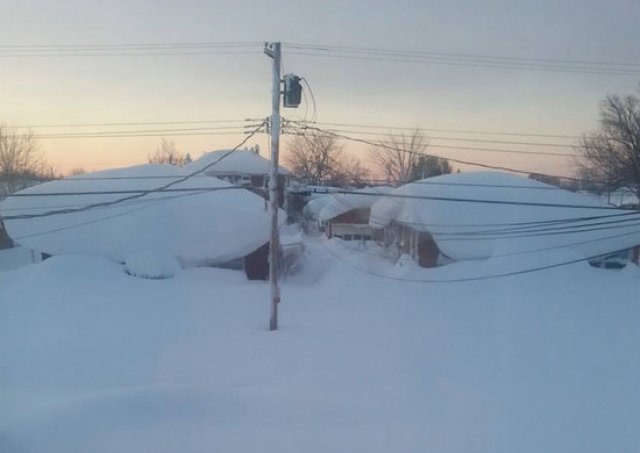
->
(370, 171), (640, 261)
(0, 246), (40, 271)
(2, 241), (639, 453)
(124, 248), (182, 279)
(0, 164), (284, 266)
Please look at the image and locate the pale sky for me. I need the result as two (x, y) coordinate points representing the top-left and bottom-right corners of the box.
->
(1, 0), (639, 177)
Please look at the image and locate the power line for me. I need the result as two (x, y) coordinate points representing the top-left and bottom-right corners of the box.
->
(331, 189), (620, 211)
(404, 180), (572, 190)
(0, 186), (220, 211)
(0, 41), (263, 50)
(4, 40), (637, 70)
(284, 43), (640, 76)
(37, 130), (261, 139)
(327, 224), (640, 263)
(286, 50), (640, 77)
(5, 186), (242, 198)
(303, 120), (582, 140)
(284, 126), (574, 157)
(285, 123), (577, 149)
(366, 209), (640, 230)
(321, 239), (636, 283)
(35, 124), (259, 135)
(292, 123), (585, 181)
(32, 124), (263, 139)
(320, 190), (640, 242)
(324, 222), (639, 268)
(284, 42), (640, 69)
(9, 190), (217, 241)
(0, 42), (264, 58)
(431, 219), (640, 241)
(3, 121), (266, 220)
(13, 119), (252, 129)
(0, 50), (261, 59)
(316, 188), (639, 240)
(284, 132), (571, 158)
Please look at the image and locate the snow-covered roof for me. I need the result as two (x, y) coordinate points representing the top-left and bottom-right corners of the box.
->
(303, 195), (332, 220)
(186, 149), (289, 176)
(318, 186), (393, 223)
(0, 164), (283, 266)
(370, 171), (640, 261)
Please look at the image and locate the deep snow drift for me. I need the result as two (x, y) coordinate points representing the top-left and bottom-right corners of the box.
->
(1, 238), (639, 453)
(0, 164), (282, 266)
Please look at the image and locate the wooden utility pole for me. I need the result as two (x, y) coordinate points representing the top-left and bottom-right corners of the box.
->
(264, 42), (281, 331)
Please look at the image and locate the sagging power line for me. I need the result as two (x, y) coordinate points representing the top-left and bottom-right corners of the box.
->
(287, 122), (587, 183)
(3, 121), (266, 220)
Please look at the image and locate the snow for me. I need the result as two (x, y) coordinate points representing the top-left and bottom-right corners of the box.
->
(370, 171), (640, 261)
(0, 164), (284, 267)
(318, 186), (393, 222)
(302, 195), (332, 220)
(186, 149), (290, 176)
(0, 246), (39, 271)
(1, 239), (639, 453)
(124, 248), (182, 279)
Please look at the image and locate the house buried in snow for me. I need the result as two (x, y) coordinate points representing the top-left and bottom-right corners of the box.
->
(369, 171), (640, 268)
(185, 148), (289, 207)
(317, 187), (392, 240)
(0, 164), (285, 280)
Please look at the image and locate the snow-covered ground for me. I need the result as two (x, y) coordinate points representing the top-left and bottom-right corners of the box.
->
(1, 238), (639, 453)
(0, 246), (40, 272)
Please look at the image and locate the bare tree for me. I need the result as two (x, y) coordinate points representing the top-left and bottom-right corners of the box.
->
(337, 156), (370, 187)
(148, 138), (185, 166)
(286, 131), (348, 185)
(410, 155), (452, 181)
(0, 125), (46, 196)
(370, 129), (450, 184)
(68, 167), (86, 177)
(578, 87), (640, 198)
(286, 131), (370, 186)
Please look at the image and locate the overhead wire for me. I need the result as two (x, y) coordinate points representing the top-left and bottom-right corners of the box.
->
(326, 225), (640, 262)
(0, 50), (261, 59)
(284, 122), (576, 158)
(293, 120), (583, 140)
(321, 239), (637, 283)
(3, 120), (267, 220)
(319, 189), (640, 241)
(13, 118), (253, 129)
(288, 122), (589, 183)
(286, 123), (577, 148)
(32, 123), (263, 139)
(10, 189), (216, 241)
(0, 41), (264, 58)
(283, 42), (640, 69)
(0, 41), (263, 50)
(283, 43), (640, 76)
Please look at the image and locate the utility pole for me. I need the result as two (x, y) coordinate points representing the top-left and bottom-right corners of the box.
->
(264, 42), (281, 331)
